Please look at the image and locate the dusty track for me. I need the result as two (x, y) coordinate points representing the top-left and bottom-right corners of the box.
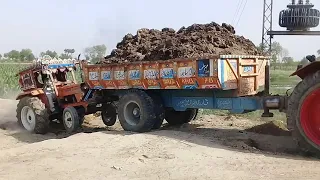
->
(0, 98), (319, 180)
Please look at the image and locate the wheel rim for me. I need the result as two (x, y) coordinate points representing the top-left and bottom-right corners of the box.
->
(124, 101), (141, 126)
(300, 87), (320, 146)
(64, 111), (73, 129)
(20, 106), (36, 131)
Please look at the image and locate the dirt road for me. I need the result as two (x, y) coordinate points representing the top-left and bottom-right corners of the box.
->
(0, 98), (319, 180)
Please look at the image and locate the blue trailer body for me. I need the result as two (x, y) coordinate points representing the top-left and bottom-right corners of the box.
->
(84, 88), (264, 113)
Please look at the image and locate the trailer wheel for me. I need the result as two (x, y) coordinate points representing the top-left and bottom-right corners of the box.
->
(287, 71), (320, 155)
(16, 96), (50, 134)
(62, 106), (80, 133)
(165, 108), (198, 125)
(101, 103), (117, 126)
(149, 94), (165, 130)
(118, 90), (156, 132)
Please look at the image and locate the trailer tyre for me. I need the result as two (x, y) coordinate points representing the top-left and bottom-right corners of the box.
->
(101, 103), (117, 126)
(62, 106), (80, 133)
(118, 90), (156, 132)
(165, 108), (198, 125)
(287, 71), (320, 156)
(149, 94), (165, 130)
(16, 96), (50, 134)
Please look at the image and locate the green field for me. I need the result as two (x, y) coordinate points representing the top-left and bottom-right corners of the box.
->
(0, 64), (26, 98)
(0, 63), (300, 121)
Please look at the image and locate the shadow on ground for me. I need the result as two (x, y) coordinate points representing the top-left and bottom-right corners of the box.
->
(4, 119), (319, 161)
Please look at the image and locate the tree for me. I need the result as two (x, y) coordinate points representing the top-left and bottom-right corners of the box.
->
(20, 49), (35, 61)
(282, 56), (294, 65)
(300, 57), (309, 66)
(59, 48), (75, 59)
(0, 54), (2, 59)
(40, 50), (58, 58)
(279, 48), (289, 62)
(4, 50), (20, 60)
(317, 49), (320, 56)
(59, 53), (72, 59)
(271, 42), (283, 63)
(257, 43), (268, 53)
(84, 44), (107, 63)
(85, 55), (90, 60)
(64, 49), (75, 56)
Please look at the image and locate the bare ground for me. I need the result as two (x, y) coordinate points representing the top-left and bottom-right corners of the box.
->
(0, 98), (319, 180)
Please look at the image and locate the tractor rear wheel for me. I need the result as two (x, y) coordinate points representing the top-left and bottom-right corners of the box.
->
(16, 96), (50, 134)
(287, 71), (320, 156)
(117, 90), (157, 132)
(165, 108), (198, 126)
(62, 106), (80, 133)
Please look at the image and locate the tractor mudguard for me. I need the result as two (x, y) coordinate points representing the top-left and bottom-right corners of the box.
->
(16, 89), (50, 110)
(16, 89), (45, 100)
(290, 61), (320, 79)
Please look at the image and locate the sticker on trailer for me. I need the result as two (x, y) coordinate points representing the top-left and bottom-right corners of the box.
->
(183, 85), (198, 89)
(243, 66), (254, 73)
(101, 71), (111, 80)
(147, 86), (161, 89)
(178, 67), (194, 78)
(89, 72), (99, 80)
(114, 71), (125, 80)
(160, 68), (174, 79)
(144, 69), (158, 79)
(164, 86), (179, 89)
(128, 70), (140, 80)
(202, 85), (218, 89)
(197, 59), (210, 77)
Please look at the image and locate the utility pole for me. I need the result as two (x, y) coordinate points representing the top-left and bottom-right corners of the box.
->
(261, 0), (274, 56)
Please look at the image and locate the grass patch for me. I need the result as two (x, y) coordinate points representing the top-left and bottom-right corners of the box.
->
(270, 69), (300, 86)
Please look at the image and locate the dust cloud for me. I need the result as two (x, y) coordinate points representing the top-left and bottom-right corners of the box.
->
(0, 98), (22, 131)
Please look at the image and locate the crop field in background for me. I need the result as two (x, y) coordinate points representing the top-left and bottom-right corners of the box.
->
(0, 63), (300, 121)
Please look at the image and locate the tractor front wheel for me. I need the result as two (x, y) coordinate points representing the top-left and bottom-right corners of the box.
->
(287, 71), (320, 155)
(62, 106), (80, 133)
(16, 96), (50, 134)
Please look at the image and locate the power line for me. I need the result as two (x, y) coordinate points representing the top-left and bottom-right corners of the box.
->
(235, 0), (248, 28)
(232, 0), (244, 26)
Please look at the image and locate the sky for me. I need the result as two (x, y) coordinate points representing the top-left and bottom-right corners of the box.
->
(0, 0), (319, 61)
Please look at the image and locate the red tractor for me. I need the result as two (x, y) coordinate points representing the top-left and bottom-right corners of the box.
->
(15, 55), (117, 134)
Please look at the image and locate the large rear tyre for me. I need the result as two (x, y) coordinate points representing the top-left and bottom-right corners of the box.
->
(117, 90), (157, 132)
(287, 71), (320, 156)
(165, 108), (198, 126)
(62, 106), (80, 133)
(16, 96), (50, 134)
(101, 103), (117, 126)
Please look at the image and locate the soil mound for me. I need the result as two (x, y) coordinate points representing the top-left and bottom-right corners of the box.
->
(100, 22), (261, 64)
(245, 121), (291, 137)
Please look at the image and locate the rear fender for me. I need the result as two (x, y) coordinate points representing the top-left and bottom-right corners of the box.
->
(16, 89), (49, 108)
(290, 61), (320, 79)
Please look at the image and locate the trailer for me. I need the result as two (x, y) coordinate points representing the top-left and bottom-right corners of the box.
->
(79, 55), (291, 140)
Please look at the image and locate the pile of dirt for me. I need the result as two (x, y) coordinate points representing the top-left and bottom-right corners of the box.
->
(245, 121), (291, 137)
(100, 22), (262, 64)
